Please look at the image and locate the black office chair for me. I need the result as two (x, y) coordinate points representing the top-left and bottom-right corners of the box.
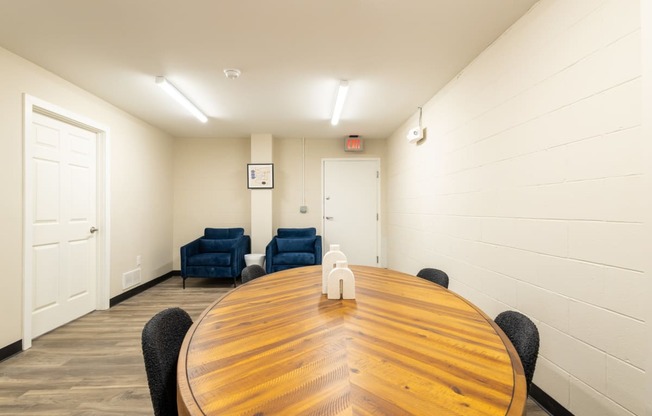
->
(416, 268), (449, 288)
(494, 311), (540, 391)
(241, 264), (266, 283)
(142, 307), (193, 416)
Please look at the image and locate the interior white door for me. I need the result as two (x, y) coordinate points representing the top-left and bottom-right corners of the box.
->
(30, 112), (98, 338)
(323, 159), (379, 266)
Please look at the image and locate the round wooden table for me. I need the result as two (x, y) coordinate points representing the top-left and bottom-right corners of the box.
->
(177, 265), (526, 416)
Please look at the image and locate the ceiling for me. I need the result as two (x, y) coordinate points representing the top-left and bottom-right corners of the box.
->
(0, 0), (538, 140)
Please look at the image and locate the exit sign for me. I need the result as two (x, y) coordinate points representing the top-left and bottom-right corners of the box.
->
(344, 136), (364, 152)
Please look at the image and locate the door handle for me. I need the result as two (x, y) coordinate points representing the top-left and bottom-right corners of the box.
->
(90, 227), (98, 234)
(325, 216), (334, 220)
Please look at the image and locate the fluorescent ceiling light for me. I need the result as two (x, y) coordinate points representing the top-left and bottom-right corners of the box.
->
(330, 80), (349, 126)
(155, 76), (208, 123)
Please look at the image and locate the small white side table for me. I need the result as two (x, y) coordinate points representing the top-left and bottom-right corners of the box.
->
(245, 254), (265, 268)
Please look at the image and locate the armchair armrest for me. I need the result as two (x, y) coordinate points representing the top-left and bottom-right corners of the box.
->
(180, 237), (202, 277)
(265, 238), (279, 274)
(230, 235), (251, 277)
(314, 236), (322, 265)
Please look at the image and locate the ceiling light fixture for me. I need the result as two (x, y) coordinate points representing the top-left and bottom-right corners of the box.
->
(155, 76), (208, 123)
(330, 80), (349, 126)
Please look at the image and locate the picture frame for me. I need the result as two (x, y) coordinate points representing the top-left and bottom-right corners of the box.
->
(247, 163), (274, 189)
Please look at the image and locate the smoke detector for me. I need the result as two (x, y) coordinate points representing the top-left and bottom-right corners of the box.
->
(223, 68), (241, 80)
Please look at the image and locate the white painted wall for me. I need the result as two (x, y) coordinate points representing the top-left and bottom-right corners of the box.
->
(386, 1), (645, 415)
(272, 138), (386, 260)
(171, 136), (387, 265)
(0, 46), (174, 350)
(250, 134), (274, 253)
(640, 0), (652, 414)
(172, 138), (251, 268)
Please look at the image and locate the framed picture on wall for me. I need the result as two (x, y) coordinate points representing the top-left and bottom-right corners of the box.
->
(247, 163), (274, 189)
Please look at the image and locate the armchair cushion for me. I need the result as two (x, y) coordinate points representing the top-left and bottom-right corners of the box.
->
(187, 253), (231, 267)
(204, 228), (244, 239)
(277, 228), (316, 238)
(276, 237), (316, 253)
(273, 252), (316, 266)
(199, 238), (239, 253)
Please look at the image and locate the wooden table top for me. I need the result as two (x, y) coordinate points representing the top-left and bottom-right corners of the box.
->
(177, 265), (526, 416)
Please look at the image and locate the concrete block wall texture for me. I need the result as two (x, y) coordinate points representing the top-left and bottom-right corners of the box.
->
(386, 1), (645, 415)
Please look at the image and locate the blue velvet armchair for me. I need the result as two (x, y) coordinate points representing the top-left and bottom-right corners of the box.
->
(180, 228), (250, 288)
(265, 228), (322, 274)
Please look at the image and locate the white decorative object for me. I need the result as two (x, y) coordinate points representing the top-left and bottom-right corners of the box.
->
(322, 244), (347, 294)
(327, 260), (356, 300)
(244, 253), (265, 267)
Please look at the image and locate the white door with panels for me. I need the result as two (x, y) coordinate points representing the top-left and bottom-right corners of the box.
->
(29, 112), (98, 338)
(323, 159), (380, 266)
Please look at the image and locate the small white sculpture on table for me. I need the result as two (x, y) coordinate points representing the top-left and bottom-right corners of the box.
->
(322, 244), (347, 294)
(327, 260), (356, 300)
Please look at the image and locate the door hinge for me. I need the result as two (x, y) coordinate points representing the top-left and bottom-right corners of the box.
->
(376, 256), (379, 263)
(376, 171), (379, 178)
(376, 213), (379, 221)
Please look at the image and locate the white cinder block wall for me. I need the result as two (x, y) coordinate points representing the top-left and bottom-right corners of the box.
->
(386, 1), (645, 415)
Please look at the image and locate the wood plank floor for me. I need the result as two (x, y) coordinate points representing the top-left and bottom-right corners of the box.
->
(0, 276), (550, 415)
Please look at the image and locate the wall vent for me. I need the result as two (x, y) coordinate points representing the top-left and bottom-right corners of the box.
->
(122, 268), (142, 289)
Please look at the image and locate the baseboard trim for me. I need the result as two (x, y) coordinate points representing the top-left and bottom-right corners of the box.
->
(530, 383), (574, 416)
(0, 271), (180, 362)
(0, 340), (22, 363)
(109, 270), (179, 307)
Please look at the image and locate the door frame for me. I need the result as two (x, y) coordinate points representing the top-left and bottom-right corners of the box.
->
(22, 94), (111, 349)
(321, 158), (382, 266)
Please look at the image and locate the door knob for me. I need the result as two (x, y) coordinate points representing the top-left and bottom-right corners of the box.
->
(90, 227), (98, 234)
(325, 216), (334, 220)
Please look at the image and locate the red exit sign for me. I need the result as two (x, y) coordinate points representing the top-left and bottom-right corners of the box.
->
(344, 136), (364, 152)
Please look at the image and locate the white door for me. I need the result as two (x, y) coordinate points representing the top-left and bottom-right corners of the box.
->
(29, 112), (98, 338)
(323, 159), (380, 266)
